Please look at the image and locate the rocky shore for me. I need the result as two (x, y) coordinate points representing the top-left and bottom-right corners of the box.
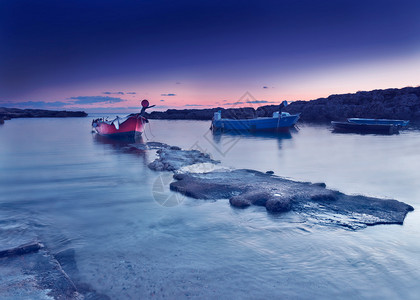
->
(145, 86), (420, 122)
(141, 142), (414, 230)
(0, 107), (88, 121)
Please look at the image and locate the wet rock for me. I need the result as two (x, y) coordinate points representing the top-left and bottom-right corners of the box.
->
(148, 148), (220, 171)
(265, 195), (293, 212)
(169, 169), (413, 229)
(146, 141), (170, 149)
(0, 241), (43, 258)
(0, 247), (80, 299)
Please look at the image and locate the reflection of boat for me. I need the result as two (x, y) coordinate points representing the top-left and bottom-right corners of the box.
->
(93, 134), (148, 159)
(91, 100), (154, 139)
(211, 102), (300, 132)
(93, 132), (144, 145)
(347, 118), (409, 127)
(211, 128), (293, 140)
(209, 127), (294, 151)
(331, 121), (399, 134)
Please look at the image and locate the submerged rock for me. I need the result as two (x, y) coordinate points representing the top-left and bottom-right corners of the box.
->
(0, 217), (110, 299)
(0, 241), (43, 258)
(170, 169), (413, 229)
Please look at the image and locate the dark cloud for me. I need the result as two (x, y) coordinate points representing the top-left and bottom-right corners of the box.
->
(103, 91), (125, 95)
(263, 86), (268, 89)
(69, 96), (125, 104)
(223, 100), (276, 105)
(247, 100), (276, 104)
(161, 93), (176, 96)
(176, 82), (181, 85)
(160, 99), (165, 102)
(185, 104), (204, 107)
(224, 101), (244, 105)
(126, 92), (136, 94)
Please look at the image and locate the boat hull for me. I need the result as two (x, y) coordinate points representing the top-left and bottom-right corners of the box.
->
(93, 115), (146, 138)
(212, 114), (300, 132)
(347, 118), (409, 127)
(331, 121), (399, 134)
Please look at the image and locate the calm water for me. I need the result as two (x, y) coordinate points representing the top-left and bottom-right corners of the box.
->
(1, 116), (420, 299)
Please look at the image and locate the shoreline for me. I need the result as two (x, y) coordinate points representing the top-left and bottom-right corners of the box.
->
(145, 86), (420, 122)
(0, 107), (88, 122)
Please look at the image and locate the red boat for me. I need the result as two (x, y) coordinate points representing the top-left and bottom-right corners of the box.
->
(92, 100), (154, 139)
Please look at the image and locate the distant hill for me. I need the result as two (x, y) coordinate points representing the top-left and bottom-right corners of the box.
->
(284, 86), (420, 122)
(145, 86), (420, 122)
(0, 107), (88, 122)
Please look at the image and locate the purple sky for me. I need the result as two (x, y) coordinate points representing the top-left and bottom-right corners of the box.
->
(1, 0), (420, 112)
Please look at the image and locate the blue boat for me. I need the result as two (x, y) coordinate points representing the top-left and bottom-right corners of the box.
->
(211, 110), (300, 132)
(347, 118), (409, 127)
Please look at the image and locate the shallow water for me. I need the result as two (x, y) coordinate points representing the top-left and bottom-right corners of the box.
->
(1, 116), (420, 299)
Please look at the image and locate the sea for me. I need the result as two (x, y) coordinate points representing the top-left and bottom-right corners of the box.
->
(1, 115), (420, 299)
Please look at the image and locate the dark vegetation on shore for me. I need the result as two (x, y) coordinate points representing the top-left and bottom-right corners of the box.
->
(146, 86), (420, 122)
(0, 107), (88, 124)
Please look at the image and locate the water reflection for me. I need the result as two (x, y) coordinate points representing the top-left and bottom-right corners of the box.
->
(210, 128), (295, 150)
(92, 133), (148, 160)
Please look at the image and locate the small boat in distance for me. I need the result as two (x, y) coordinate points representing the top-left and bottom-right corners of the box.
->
(211, 101), (300, 132)
(347, 118), (409, 127)
(331, 121), (399, 135)
(92, 100), (154, 139)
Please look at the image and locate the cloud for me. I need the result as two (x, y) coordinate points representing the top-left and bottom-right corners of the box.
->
(263, 86), (268, 89)
(161, 93), (176, 96)
(223, 100), (276, 105)
(175, 82), (181, 85)
(0, 101), (67, 109)
(103, 91), (125, 95)
(224, 101), (244, 105)
(247, 100), (276, 104)
(69, 96), (125, 104)
(160, 99), (165, 102)
(126, 92), (136, 94)
(185, 104), (204, 107)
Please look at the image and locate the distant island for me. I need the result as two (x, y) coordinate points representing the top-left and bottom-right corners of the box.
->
(146, 86), (420, 122)
(0, 107), (88, 124)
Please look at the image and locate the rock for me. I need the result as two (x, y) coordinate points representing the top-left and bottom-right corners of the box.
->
(169, 169), (413, 229)
(148, 148), (220, 171)
(0, 241), (43, 258)
(284, 86), (420, 122)
(0, 247), (80, 299)
(265, 195), (293, 212)
(142, 86), (420, 122)
(0, 118), (4, 124)
(265, 170), (274, 174)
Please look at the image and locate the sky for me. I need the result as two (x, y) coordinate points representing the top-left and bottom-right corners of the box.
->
(1, 0), (420, 112)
